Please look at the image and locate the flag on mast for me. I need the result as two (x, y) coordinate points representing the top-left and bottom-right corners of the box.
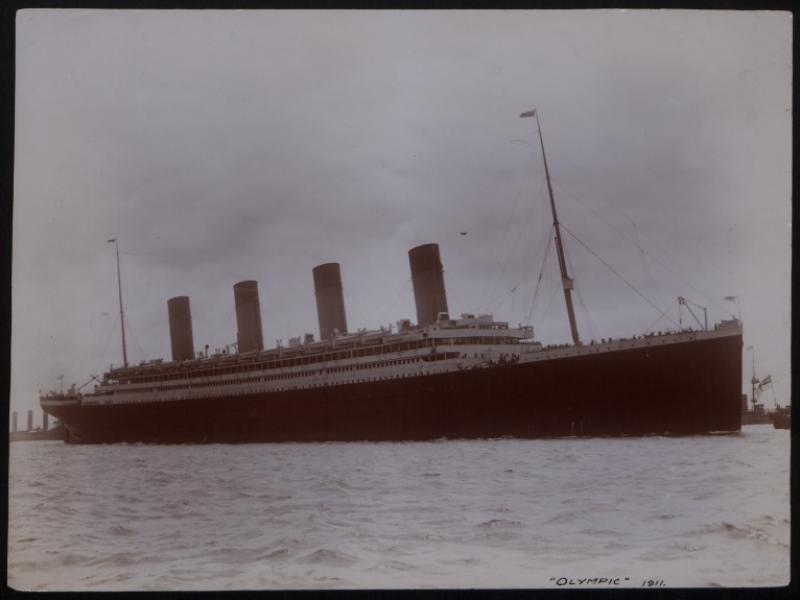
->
(723, 295), (738, 302)
(759, 374), (772, 391)
(107, 238), (116, 243)
(520, 109), (537, 118)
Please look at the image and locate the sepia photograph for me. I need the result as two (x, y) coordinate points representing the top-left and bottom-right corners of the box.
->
(9, 8), (791, 590)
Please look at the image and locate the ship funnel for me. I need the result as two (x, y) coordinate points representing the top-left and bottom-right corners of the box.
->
(27, 410), (33, 432)
(167, 296), (195, 361)
(409, 243), (449, 326)
(312, 263), (348, 341)
(234, 280), (264, 353)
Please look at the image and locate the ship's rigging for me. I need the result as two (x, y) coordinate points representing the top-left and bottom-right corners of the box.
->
(514, 110), (735, 344)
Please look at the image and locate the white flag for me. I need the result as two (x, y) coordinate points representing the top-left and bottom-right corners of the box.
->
(759, 374), (772, 391)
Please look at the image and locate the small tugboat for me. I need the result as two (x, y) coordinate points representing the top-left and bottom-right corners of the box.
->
(772, 404), (791, 430)
(9, 407), (67, 442)
(9, 425), (67, 443)
(741, 348), (777, 425)
(741, 403), (771, 425)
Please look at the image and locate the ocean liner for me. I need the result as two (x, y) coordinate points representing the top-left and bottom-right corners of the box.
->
(40, 111), (743, 444)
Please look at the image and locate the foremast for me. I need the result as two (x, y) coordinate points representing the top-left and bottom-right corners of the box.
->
(521, 109), (580, 345)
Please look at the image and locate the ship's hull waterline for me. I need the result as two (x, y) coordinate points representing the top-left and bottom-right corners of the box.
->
(44, 334), (742, 444)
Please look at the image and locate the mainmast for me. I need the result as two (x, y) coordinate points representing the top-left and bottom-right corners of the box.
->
(520, 109), (580, 345)
(108, 238), (128, 368)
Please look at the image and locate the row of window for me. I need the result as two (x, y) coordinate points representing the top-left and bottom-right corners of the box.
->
(102, 352), (462, 396)
(112, 336), (518, 386)
(112, 338), (437, 385)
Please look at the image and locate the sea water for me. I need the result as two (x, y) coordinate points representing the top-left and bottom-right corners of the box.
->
(7, 425), (790, 590)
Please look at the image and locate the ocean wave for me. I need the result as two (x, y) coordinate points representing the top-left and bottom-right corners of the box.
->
(106, 525), (137, 537)
(259, 548), (290, 562)
(367, 559), (416, 572)
(296, 548), (357, 567)
(57, 553), (95, 567)
(206, 546), (276, 564)
(88, 552), (155, 568)
(544, 510), (580, 524)
(477, 519), (522, 528)
(703, 521), (772, 542)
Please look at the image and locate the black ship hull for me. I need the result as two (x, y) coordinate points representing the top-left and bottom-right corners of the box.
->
(772, 410), (790, 430)
(45, 334), (742, 444)
(741, 412), (772, 425)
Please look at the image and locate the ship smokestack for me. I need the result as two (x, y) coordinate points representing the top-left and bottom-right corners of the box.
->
(234, 280), (264, 353)
(27, 410), (33, 432)
(409, 243), (449, 326)
(12, 411), (17, 433)
(43, 411), (49, 432)
(167, 296), (195, 361)
(312, 263), (348, 341)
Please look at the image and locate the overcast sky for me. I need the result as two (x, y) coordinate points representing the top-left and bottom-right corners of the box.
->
(12, 9), (791, 420)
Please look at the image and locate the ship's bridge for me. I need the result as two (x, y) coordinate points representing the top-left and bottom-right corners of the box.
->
(424, 312), (535, 342)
